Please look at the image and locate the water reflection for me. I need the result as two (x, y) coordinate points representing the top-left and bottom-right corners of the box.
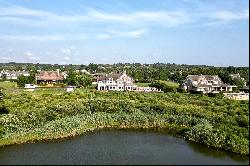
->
(186, 140), (249, 163)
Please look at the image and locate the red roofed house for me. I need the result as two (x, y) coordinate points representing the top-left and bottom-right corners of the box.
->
(36, 69), (64, 84)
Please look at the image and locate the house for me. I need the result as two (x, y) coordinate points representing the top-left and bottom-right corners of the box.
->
(24, 84), (36, 91)
(97, 71), (137, 91)
(76, 69), (91, 75)
(92, 73), (107, 84)
(97, 71), (160, 92)
(36, 69), (64, 84)
(182, 75), (237, 93)
(0, 70), (30, 80)
(230, 73), (247, 87)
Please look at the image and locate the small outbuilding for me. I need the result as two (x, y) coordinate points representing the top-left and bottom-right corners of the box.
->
(24, 84), (36, 91)
(66, 86), (75, 92)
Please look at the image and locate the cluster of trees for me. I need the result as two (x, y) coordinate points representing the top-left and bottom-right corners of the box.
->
(63, 70), (92, 87)
(14, 69), (92, 88)
(16, 70), (37, 87)
(1, 63), (248, 90)
(0, 89), (8, 114)
(218, 72), (246, 89)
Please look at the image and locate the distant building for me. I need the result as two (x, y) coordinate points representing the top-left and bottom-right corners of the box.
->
(66, 86), (75, 92)
(97, 71), (160, 92)
(76, 69), (91, 75)
(36, 69), (64, 84)
(24, 84), (36, 91)
(0, 70), (30, 80)
(224, 92), (249, 100)
(230, 73), (247, 87)
(182, 75), (237, 93)
(92, 73), (107, 85)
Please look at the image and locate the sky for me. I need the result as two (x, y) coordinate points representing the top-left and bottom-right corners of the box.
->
(0, 0), (249, 67)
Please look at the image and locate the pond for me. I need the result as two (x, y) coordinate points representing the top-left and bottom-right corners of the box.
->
(0, 129), (249, 165)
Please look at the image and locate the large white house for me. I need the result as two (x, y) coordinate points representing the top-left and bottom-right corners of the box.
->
(97, 71), (159, 92)
(0, 70), (30, 80)
(97, 71), (137, 91)
(182, 75), (237, 93)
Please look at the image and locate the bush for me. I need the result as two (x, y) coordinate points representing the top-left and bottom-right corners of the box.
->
(149, 80), (179, 92)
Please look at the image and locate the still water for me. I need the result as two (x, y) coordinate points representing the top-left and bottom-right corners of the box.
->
(0, 129), (249, 165)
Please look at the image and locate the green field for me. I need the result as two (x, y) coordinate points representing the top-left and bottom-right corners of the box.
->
(135, 83), (151, 87)
(0, 81), (17, 89)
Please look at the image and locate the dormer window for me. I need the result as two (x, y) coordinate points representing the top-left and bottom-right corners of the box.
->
(213, 81), (218, 84)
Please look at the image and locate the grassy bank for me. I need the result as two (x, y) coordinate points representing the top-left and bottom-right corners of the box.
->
(0, 89), (249, 155)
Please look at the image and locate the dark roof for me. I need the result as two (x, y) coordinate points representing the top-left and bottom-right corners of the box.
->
(186, 75), (201, 81)
(106, 74), (122, 80)
(94, 73), (123, 81)
(187, 75), (219, 81)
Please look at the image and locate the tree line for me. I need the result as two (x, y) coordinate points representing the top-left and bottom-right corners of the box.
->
(0, 63), (248, 89)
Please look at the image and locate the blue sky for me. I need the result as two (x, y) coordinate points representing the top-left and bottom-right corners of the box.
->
(0, 0), (249, 66)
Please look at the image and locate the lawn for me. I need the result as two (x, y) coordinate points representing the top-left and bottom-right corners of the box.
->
(0, 81), (17, 89)
(135, 83), (150, 87)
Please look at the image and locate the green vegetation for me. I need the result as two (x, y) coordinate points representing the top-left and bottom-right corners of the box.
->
(149, 80), (179, 92)
(16, 70), (37, 87)
(1, 62), (248, 85)
(0, 81), (17, 90)
(135, 83), (150, 87)
(0, 83), (248, 155)
(63, 70), (92, 87)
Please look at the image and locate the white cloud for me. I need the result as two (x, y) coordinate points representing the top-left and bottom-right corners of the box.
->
(1, 56), (10, 60)
(0, 3), (248, 31)
(29, 56), (40, 61)
(61, 48), (71, 54)
(0, 35), (65, 41)
(24, 51), (33, 57)
(86, 8), (190, 27)
(24, 51), (40, 61)
(0, 5), (54, 17)
(97, 29), (148, 39)
(210, 10), (249, 21)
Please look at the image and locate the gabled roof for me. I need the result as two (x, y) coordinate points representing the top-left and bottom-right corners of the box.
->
(186, 75), (201, 81)
(106, 73), (123, 80)
(36, 71), (63, 80)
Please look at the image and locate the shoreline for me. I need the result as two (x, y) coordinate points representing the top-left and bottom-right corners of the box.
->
(0, 122), (248, 157)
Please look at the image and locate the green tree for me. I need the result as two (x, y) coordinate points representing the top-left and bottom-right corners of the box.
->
(218, 72), (233, 84)
(149, 80), (179, 92)
(1, 73), (7, 81)
(16, 75), (33, 87)
(64, 71), (93, 87)
(0, 88), (8, 114)
(231, 78), (246, 89)
(77, 72), (92, 87)
(86, 63), (98, 73)
(64, 70), (78, 86)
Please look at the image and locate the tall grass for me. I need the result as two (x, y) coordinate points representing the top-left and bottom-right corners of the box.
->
(0, 88), (248, 155)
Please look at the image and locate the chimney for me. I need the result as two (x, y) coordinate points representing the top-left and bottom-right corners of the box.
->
(56, 69), (60, 76)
